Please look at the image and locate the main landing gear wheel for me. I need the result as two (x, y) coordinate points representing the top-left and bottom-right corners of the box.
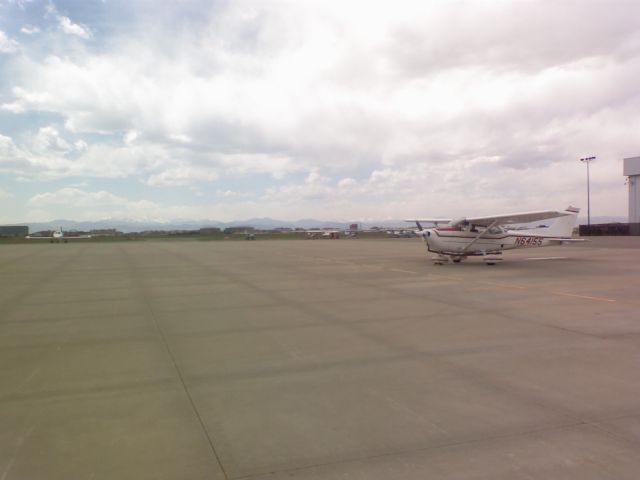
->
(483, 254), (503, 265)
(432, 254), (449, 265)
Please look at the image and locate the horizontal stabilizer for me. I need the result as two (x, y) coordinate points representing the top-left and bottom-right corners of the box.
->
(548, 238), (586, 243)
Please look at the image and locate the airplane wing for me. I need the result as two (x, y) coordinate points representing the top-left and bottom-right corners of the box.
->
(461, 209), (571, 227)
(405, 219), (452, 225)
(26, 234), (92, 239)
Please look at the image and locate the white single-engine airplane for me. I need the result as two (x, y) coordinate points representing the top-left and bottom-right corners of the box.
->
(26, 227), (91, 243)
(407, 206), (582, 265)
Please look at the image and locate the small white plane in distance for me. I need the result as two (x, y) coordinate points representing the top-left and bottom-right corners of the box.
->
(407, 206), (582, 265)
(305, 229), (341, 239)
(26, 227), (91, 243)
(386, 228), (417, 238)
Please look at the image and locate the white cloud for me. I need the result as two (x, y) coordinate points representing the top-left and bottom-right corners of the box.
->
(0, 133), (31, 174)
(2, 86), (52, 113)
(24, 186), (261, 222)
(33, 126), (72, 154)
(57, 16), (91, 39)
(0, 188), (12, 199)
(338, 178), (356, 188)
(0, 101), (24, 113)
(168, 133), (192, 144)
(305, 168), (330, 185)
(0, 133), (19, 156)
(20, 25), (40, 35)
(216, 189), (253, 198)
(1, 1), (639, 221)
(0, 30), (19, 53)
(124, 130), (140, 146)
(27, 187), (159, 220)
(0, 134), (169, 180)
(29, 187), (134, 207)
(8, 0), (35, 8)
(146, 165), (219, 187)
(218, 153), (301, 179)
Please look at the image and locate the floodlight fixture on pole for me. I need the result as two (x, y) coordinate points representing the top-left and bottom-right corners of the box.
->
(580, 156), (596, 227)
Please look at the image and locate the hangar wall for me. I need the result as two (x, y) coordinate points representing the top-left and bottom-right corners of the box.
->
(624, 156), (640, 223)
(0, 226), (29, 237)
(624, 156), (640, 235)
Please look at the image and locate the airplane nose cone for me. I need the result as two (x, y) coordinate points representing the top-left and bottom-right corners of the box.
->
(418, 230), (431, 247)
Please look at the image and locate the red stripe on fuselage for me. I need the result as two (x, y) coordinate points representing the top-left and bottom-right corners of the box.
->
(431, 230), (569, 240)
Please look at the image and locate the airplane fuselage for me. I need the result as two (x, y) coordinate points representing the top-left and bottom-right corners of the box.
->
(423, 228), (564, 255)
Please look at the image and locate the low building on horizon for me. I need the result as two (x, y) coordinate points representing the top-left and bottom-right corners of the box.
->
(0, 225), (29, 237)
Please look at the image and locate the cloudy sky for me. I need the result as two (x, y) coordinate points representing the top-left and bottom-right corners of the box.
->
(0, 0), (638, 223)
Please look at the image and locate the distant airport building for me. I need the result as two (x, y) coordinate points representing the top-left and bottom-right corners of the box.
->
(580, 157), (640, 236)
(0, 225), (28, 237)
(223, 226), (254, 234)
(199, 227), (221, 234)
(624, 156), (640, 234)
(90, 228), (120, 236)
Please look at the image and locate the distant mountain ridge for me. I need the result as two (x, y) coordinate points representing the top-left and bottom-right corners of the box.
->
(5, 215), (629, 233)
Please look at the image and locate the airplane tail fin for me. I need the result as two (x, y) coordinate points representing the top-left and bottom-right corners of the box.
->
(527, 206), (580, 238)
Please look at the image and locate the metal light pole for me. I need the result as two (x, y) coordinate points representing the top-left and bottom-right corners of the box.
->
(580, 156), (595, 228)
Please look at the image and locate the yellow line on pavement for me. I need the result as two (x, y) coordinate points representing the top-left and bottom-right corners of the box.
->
(552, 291), (616, 303)
(435, 275), (463, 281)
(481, 282), (526, 290)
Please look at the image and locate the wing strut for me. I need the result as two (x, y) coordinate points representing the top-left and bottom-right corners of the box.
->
(462, 220), (498, 253)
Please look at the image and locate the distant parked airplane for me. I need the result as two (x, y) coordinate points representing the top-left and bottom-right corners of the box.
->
(386, 228), (417, 238)
(305, 229), (341, 239)
(27, 227), (91, 243)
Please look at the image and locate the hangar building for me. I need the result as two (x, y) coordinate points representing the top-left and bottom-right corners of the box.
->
(624, 156), (640, 235)
(0, 225), (29, 237)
